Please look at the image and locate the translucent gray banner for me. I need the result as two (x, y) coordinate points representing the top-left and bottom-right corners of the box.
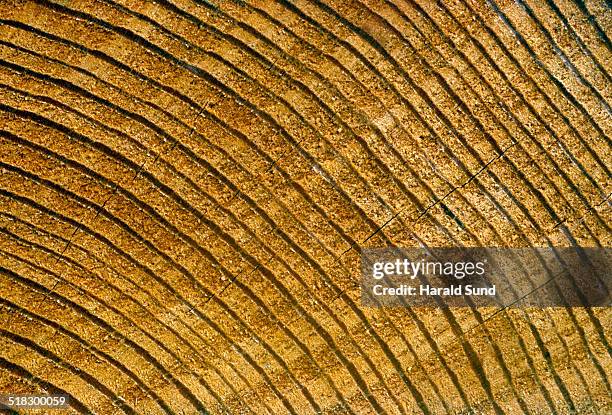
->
(361, 248), (610, 307)
(0, 394), (70, 409)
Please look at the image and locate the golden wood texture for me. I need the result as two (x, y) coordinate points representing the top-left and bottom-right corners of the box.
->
(0, 0), (610, 413)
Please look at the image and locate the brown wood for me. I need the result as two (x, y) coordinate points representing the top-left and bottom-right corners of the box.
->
(0, 0), (610, 413)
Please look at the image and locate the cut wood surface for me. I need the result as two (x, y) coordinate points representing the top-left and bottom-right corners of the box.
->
(0, 0), (610, 413)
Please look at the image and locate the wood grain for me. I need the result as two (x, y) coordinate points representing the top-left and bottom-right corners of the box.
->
(0, 0), (610, 413)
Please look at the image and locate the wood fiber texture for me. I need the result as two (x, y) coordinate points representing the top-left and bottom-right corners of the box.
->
(0, 0), (610, 414)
